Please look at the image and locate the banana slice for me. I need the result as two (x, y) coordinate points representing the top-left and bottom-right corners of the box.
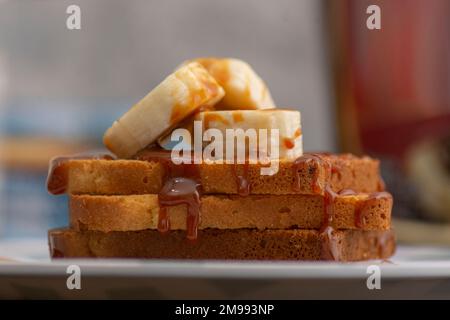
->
(196, 110), (302, 161)
(164, 110), (302, 161)
(182, 58), (276, 110)
(157, 105), (215, 151)
(103, 62), (225, 158)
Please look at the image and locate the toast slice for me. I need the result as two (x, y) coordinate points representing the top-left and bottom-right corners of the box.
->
(70, 192), (392, 232)
(48, 153), (383, 196)
(49, 228), (396, 261)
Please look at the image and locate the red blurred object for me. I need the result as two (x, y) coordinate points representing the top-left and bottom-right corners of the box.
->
(329, 0), (450, 160)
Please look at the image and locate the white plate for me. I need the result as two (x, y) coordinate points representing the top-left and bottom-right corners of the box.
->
(1, 239), (450, 299)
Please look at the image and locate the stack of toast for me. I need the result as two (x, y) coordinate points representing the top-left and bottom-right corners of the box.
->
(47, 58), (395, 261)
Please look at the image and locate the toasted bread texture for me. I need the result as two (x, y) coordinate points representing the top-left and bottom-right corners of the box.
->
(48, 153), (383, 196)
(69, 192), (392, 232)
(49, 228), (396, 261)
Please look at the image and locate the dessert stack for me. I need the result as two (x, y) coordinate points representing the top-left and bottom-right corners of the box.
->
(47, 58), (395, 261)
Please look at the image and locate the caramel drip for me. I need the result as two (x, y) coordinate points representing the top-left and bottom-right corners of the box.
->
(197, 58), (230, 85)
(321, 185), (337, 232)
(203, 112), (230, 129)
(46, 153), (114, 195)
(232, 111), (244, 122)
(134, 147), (200, 181)
(331, 164), (342, 179)
(157, 207), (170, 233)
(134, 147), (202, 240)
(283, 128), (302, 150)
(291, 155), (340, 261)
(292, 154), (330, 194)
(283, 138), (295, 150)
(292, 154), (352, 261)
(319, 188), (364, 260)
(169, 69), (219, 125)
(232, 161), (251, 196)
(333, 188), (392, 229)
(158, 177), (201, 240)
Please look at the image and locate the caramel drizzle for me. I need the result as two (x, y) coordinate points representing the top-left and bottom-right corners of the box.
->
(283, 138), (295, 150)
(48, 147), (390, 252)
(135, 148), (202, 240)
(46, 153), (114, 195)
(335, 188), (392, 228)
(292, 154), (328, 193)
(292, 153), (391, 261)
(283, 128), (302, 150)
(158, 177), (201, 240)
(292, 154), (337, 260)
(130, 147), (254, 239)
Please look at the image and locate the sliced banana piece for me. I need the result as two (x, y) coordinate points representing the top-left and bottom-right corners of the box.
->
(103, 62), (225, 158)
(196, 110), (302, 161)
(182, 58), (276, 110)
(162, 109), (301, 161)
(157, 105), (215, 151)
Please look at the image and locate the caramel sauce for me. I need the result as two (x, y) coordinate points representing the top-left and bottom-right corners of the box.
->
(331, 164), (342, 179)
(169, 67), (220, 125)
(232, 111), (244, 122)
(195, 58), (216, 70)
(283, 138), (295, 149)
(46, 153), (114, 195)
(283, 128), (302, 150)
(157, 207), (170, 233)
(203, 112), (230, 129)
(197, 105), (216, 113)
(198, 76), (220, 99)
(134, 147), (199, 179)
(170, 103), (185, 125)
(291, 153), (391, 261)
(158, 177), (201, 240)
(292, 154), (330, 194)
(135, 146), (256, 238)
(134, 147), (202, 240)
(210, 60), (230, 85)
(196, 58), (230, 85)
(320, 185), (337, 233)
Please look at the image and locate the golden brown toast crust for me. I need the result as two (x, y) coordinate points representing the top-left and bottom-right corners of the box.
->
(52, 153), (382, 195)
(69, 193), (392, 232)
(48, 228), (396, 261)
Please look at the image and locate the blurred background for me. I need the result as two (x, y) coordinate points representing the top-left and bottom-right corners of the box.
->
(0, 0), (448, 243)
